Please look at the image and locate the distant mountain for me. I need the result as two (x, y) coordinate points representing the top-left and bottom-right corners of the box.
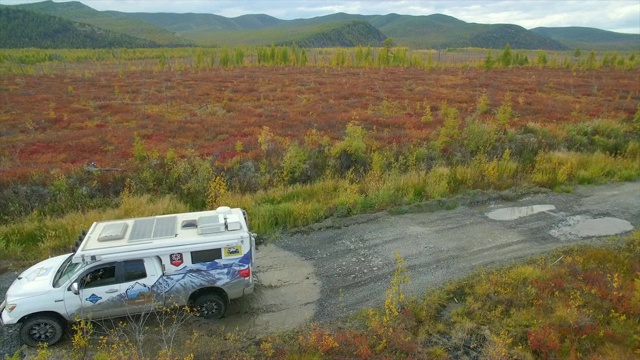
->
(0, 7), (158, 48)
(365, 13), (568, 50)
(10, 0), (192, 46)
(2, 0), (637, 50)
(175, 19), (385, 47)
(123, 12), (284, 32)
(531, 27), (640, 51)
(137, 11), (566, 50)
(277, 20), (386, 47)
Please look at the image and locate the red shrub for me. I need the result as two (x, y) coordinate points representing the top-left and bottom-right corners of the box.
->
(528, 325), (561, 359)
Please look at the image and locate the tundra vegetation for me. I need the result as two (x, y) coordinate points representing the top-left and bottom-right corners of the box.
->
(1, 44), (639, 359)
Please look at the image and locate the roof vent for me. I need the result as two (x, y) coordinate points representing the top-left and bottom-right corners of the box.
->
(216, 206), (232, 214)
(98, 223), (128, 242)
(226, 214), (242, 231)
(197, 215), (225, 234)
(181, 219), (198, 229)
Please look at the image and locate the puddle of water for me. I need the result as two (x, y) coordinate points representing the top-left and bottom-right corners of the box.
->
(550, 216), (634, 240)
(486, 205), (556, 221)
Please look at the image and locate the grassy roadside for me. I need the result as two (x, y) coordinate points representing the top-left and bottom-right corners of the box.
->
(1, 147), (638, 265)
(0, 194), (187, 267)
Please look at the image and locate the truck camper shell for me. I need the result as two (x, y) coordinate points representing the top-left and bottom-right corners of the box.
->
(72, 206), (251, 264)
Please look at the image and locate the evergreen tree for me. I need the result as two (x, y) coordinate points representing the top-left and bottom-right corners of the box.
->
(484, 50), (495, 71)
(500, 43), (512, 67)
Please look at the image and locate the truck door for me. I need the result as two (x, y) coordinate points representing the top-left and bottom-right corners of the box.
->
(116, 259), (160, 316)
(73, 263), (121, 320)
(66, 259), (160, 320)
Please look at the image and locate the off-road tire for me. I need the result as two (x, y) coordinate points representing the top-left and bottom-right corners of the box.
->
(193, 293), (226, 319)
(19, 315), (65, 347)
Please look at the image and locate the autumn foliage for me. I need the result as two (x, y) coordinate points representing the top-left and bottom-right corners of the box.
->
(1, 48), (639, 359)
(1, 51), (638, 180)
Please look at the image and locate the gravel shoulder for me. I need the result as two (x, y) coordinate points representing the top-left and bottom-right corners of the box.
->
(1, 181), (638, 357)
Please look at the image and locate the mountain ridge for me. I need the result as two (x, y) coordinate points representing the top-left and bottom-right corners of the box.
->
(531, 26), (640, 51)
(2, 0), (638, 50)
(9, 0), (193, 46)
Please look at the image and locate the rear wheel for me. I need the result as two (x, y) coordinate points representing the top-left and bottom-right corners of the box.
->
(193, 293), (227, 319)
(20, 315), (65, 347)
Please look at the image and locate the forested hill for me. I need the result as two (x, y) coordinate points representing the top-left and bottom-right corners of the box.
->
(365, 13), (568, 50)
(0, 7), (158, 48)
(130, 11), (568, 50)
(531, 27), (640, 51)
(123, 12), (285, 32)
(9, 0), (192, 46)
(282, 21), (386, 48)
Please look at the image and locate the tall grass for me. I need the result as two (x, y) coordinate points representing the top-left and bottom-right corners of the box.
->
(3, 145), (639, 264)
(0, 195), (187, 261)
(2, 145), (638, 264)
(532, 147), (640, 189)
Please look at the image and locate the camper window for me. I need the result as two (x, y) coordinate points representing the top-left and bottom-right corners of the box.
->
(191, 248), (222, 264)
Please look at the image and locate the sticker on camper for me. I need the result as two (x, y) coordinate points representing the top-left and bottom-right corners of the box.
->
(224, 246), (242, 257)
(170, 253), (183, 267)
(126, 283), (152, 305)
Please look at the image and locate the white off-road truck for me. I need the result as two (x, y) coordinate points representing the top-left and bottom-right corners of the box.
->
(1, 206), (255, 346)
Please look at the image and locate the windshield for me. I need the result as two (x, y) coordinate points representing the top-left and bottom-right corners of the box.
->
(52, 254), (84, 288)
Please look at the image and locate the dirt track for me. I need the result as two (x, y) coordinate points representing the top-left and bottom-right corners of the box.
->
(1, 182), (638, 356)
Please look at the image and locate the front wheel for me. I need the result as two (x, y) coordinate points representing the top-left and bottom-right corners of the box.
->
(20, 315), (65, 347)
(193, 293), (227, 319)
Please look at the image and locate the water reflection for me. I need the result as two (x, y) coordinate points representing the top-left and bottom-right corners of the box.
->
(485, 205), (556, 221)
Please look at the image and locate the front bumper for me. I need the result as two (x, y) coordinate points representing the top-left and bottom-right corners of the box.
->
(0, 299), (6, 325)
(1, 299), (20, 326)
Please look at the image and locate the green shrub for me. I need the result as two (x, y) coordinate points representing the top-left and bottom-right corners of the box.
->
(425, 166), (451, 199)
(564, 119), (630, 155)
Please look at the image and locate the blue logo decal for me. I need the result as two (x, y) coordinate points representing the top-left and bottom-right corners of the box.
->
(86, 293), (102, 304)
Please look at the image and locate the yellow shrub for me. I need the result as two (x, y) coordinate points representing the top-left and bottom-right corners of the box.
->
(425, 166), (451, 199)
(532, 151), (578, 187)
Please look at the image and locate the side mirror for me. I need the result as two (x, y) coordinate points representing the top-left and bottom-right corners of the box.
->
(70, 282), (79, 295)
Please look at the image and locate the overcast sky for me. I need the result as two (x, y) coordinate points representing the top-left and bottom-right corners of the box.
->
(2, 0), (639, 34)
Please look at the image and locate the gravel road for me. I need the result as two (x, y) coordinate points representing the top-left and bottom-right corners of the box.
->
(1, 181), (638, 357)
(281, 181), (638, 323)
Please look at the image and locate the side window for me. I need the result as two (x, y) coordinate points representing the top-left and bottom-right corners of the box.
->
(191, 249), (222, 264)
(81, 265), (116, 289)
(123, 260), (147, 282)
